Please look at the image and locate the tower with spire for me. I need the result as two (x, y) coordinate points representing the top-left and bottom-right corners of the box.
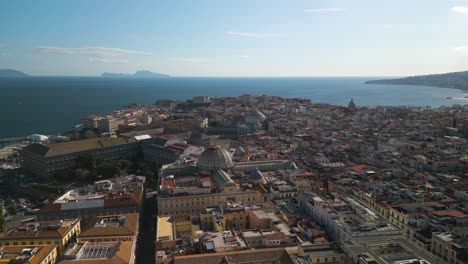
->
(348, 98), (356, 109)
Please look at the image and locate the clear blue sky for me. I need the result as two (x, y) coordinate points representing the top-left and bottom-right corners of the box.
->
(1, 0), (468, 76)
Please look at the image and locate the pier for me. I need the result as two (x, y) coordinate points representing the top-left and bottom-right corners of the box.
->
(0, 136), (28, 147)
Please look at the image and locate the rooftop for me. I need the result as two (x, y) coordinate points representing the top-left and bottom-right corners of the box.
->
(40, 175), (144, 212)
(156, 216), (175, 242)
(0, 245), (57, 264)
(79, 214), (139, 238)
(174, 247), (293, 264)
(59, 241), (133, 264)
(1, 219), (79, 240)
(22, 137), (137, 158)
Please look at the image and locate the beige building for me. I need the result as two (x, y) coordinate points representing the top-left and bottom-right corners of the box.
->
(431, 232), (467, 264)
(158, 190), (261, 215)
(0, 245), (58, 264)
(158, 145), (293, 216)
(297, 243), (345, 264)
(0, 219), (81, 255)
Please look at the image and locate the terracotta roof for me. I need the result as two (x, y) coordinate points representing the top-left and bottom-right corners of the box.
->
(432, 210), (468, 219)
(313, 236), (327, 243)
(174, 248), (293, 264)
(79, 214), (138, 238)
(57, 241), (133, 264)
(351, 164), (374, 174)
(1, 219), (79, 240)
(161, 178), (175, 190)
(0, 245), (57, 264)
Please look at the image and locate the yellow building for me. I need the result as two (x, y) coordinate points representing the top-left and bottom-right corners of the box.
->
(200, 203), (248, 232)
(0, 245), (58, 264)
(156, 215), (199, 242)
(156, 216), (175, 242)
(297, 243), (345, 264)
(0, 219), (80, 255)
(388, 206), (410, 237)
(354, 191), (390, 219)
(200, 209), (216, 231)
(173, 214), (192, 238)
(221, 209), (247, 231)
(431, 232), (463, 263)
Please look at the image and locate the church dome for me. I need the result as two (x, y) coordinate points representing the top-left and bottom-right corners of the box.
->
(198, 145), (233, 174)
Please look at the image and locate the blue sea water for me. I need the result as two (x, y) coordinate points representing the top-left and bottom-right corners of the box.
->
(0, 77), (466, 138)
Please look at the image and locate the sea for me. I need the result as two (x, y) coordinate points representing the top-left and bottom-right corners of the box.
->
(0, 77), (466, 139)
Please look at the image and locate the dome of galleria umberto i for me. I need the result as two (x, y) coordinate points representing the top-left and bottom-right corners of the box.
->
(197, 145), (233, 175)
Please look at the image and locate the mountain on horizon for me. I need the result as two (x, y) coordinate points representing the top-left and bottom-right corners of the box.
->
(0, 69), (29, 77)
(365, 70), (468, 90)
(101, 70), (170, 78)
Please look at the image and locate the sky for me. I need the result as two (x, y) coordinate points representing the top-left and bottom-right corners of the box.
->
(1, 0), (468, 77)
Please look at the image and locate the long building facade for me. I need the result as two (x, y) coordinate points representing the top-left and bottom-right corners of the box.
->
(22, 137), (140, 178)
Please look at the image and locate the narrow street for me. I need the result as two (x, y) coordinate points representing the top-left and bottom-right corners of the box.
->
(136, 196), (157, 264)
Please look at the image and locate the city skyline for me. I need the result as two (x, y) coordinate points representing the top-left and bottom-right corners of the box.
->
(1, 0), (468, 77)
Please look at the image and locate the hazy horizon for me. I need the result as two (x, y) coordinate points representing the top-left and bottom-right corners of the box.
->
(1, 0), (468, 77)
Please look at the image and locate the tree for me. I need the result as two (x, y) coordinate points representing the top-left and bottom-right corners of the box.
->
(73, 168), (90, 181)
(0, 210), (4, 232)
(96, 161), (120, 179)
(116, 160), (132, 171)
(7, 206), (16, 216)
(76, 153), (99, 170)
(83, 129), (98, 139)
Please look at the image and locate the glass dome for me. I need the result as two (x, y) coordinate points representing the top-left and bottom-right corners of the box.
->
(198, 145), (233, 175)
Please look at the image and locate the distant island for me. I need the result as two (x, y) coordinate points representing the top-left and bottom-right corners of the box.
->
(365, 70), (468, 91)
(101, 70), (170, 78)
(0, 69), (29, 77)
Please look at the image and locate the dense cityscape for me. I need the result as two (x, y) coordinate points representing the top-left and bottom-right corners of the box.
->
(0, 94), (467, 264)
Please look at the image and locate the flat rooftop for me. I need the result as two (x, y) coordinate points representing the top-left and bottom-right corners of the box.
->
(156, 216), (175, 241)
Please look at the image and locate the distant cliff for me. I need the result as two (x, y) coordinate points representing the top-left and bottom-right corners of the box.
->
(0, 69), (29, 77)
(101, 70), (170, 78)
(365, 71), (468, 90)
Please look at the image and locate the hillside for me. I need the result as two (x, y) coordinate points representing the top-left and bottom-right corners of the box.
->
(101, 70), (170, 78)
(0, 69), (29, 77)
(365, 71), (468, 90)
